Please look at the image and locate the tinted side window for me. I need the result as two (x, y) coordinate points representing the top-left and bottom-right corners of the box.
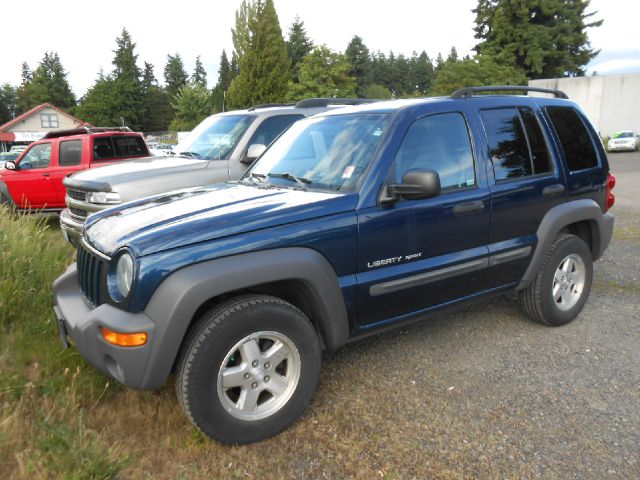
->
(59, 140), (83, 166)
(113, 136), (148, 158)
(546, 106), (598, 171)
(519, 108), (552, 174)
(249, 115), (304, 147)
(19, 143), (52, 169)
(481, 108), (532, 181)
(393, 112), (476, 191)
(93, 137), (115, 160)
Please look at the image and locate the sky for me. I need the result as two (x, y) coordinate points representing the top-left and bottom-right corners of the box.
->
(0, 0), (638, 97)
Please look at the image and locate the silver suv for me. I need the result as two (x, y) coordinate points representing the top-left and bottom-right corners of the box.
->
(60, 99), (370, 243)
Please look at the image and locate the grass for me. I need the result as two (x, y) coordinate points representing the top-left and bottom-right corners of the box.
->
(0, 208), (129, 479)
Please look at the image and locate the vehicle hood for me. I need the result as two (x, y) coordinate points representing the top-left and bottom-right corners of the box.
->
(64, 156), (210, 191)
(84, 183), (357, 256)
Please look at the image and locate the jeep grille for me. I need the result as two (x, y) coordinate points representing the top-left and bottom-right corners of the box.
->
(77, 243), (107, 307)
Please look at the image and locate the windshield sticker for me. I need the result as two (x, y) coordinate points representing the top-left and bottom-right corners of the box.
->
(373, 128), (383, 136)
(342, 165), (355, 179)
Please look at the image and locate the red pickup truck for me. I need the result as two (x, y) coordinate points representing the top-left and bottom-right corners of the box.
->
(0, 127), (149, 211)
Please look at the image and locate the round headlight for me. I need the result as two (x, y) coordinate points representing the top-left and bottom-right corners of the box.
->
(116, 253), (134, 298)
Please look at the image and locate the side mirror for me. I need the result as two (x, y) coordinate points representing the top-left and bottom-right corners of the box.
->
(381, 169), (441, 204)
(246, 144), (267, 162)
(4, 161), (16, 171)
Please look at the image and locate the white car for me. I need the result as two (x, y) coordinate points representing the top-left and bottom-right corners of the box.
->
(607, 131), (640, 152)
(149, 144), (176, 156)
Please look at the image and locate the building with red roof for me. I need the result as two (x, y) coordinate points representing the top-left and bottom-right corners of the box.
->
(0, 103), (88, 151)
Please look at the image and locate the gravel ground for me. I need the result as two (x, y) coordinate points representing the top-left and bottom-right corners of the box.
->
(312, 151), (640, 478)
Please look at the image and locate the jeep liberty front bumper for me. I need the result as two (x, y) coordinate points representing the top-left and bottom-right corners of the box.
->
(53, 263), (157, 389)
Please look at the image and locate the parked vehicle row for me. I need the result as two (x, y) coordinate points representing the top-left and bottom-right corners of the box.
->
(0, 127), (149, 213)
(59, 98), (372, 243)
(52, 87), (614, 444)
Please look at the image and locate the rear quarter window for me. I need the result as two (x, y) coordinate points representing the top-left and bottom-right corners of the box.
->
(546, 107), (598, 171)
(113, 136), (148, 158)
(59, 140), (83, 166)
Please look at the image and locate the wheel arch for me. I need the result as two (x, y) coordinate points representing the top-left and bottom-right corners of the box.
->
(139, 247), (350, 389)
(517, 199), (613, 290)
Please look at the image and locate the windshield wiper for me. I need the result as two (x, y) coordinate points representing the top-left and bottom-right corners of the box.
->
(267, 172), (311, 191)
(243, 172), (266, 184)
(177, 151), (201, 158)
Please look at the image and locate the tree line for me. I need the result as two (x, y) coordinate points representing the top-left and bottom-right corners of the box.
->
(0, 0), (601, 132)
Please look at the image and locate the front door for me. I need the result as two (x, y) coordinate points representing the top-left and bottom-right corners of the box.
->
(356, 111), (491, 328)
(10, 142), (56, 209)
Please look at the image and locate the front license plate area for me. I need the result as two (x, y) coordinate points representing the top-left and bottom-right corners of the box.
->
(57, 317), (70, 349)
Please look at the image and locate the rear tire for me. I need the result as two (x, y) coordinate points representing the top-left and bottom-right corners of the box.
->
(175, 294), (322, 444)
(519, 234), (593, 326)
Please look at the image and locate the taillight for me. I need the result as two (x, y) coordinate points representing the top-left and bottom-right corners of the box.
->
(605, 172), (616, 211)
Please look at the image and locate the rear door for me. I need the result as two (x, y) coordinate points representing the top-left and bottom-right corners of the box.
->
(477, 105), (566, 288)
(9, 142), (56, 209)
(50, 138), (85, 206)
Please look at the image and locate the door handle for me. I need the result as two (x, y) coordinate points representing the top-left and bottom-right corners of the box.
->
(453, 200), (485, 216)
(542, 184), (565, 197)
(42, 173), (50, 177)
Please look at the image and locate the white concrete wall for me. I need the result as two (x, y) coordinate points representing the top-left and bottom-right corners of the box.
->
(529, 74), (640, 137)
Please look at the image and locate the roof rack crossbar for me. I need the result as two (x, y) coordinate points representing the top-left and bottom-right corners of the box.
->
(450, 85), (568, 100)
(248, 103), (295, 111)
(42, 126), (133, 139)
(294, 98), (380, 109)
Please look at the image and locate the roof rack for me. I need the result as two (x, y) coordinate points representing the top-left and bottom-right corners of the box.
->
(43, 126), (133, 139)
(450, 86), (568, 100)
(295, 98), (379, 109)
(247, 103), (295, 111)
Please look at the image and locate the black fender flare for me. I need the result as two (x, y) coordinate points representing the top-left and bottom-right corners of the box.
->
(518, 199), (614, 289)
(139, 247), (349, 389)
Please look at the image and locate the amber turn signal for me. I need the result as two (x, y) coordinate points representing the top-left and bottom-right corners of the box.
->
(101, 327), (147, 347)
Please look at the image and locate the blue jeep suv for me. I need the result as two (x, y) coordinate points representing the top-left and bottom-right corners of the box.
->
(53, 86), (616, 444)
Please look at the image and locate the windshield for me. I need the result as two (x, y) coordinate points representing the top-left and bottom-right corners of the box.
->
(613, 131), (633, 138)
(174, 114), (255, 160)
(246, 113), (390, 191)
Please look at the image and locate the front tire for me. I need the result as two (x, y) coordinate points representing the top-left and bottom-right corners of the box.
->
(175, 295), (322, 444)
(519, 234), (593, 326)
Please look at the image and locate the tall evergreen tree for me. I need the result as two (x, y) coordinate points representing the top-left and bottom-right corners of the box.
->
(75, 73), (118, 127)
(0, 84), (17, 124)
(164, 54), (189, 100)
(192, 55), (207, 87)
(287, 46), (356, 101)
(16, 52), (75, 113)
(286, 15), (313, 82)
(139, 62), (172, 132)
(169, 84), (212, 131)
(345, 36), (372, 97)
(430, 55), (527, 96)
(446, 46), (459, 63)
(110, 28), (144, 129)
(473, 0), (602, 78)
(20, 63), (32, 85)
(142, 62), (157, 91)
(216, 50), (234, 91)
(227, 0), (290, 109)
(411, 51), (435, 94)
(76, 29), (145, 129)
